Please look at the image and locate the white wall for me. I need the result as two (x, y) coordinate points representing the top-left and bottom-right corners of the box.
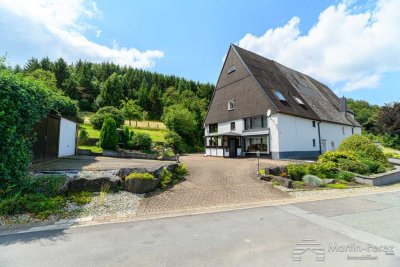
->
(204, 119), (244, 136)
(270, 113), (320, 153)
(319, 122), (356, 152)
(58, 118), (77, 157)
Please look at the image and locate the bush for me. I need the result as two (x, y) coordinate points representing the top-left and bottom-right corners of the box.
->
(28, 175), (67, 196)
(0, 70), (78, 197)
(125, 172), (155, 180)
(90, 106), (124, 130)
(0, 194), (66, 219)
(78, 128), (89, 145)
(67, 192), (93, 206)
(338, 135), (388, 165)
(131, 132), (152, 151)
(318, 151), (357, 165)
(174, 164), (189, 180)
(385, 152), (400, 159)
(287, 164), (307, 181)
(383, 134), (400, 150)
(99, 116), (118, 150)
(121, 126), (134, 149)
(306, 162), (337, 179)
(164, 130), (182, 153)
(160, 168), (173, 188)
(302, 174), (323, 187)
(360, 158), (386, 174)
(337, 158), (370, 175)
(337, 171), (356, 182)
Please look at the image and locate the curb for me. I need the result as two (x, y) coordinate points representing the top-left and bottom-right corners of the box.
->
(2, 185), (400, 236)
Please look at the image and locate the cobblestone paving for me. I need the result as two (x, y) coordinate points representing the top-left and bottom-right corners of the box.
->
(29, 155), (170, 171)
(137, 154), (292, 215)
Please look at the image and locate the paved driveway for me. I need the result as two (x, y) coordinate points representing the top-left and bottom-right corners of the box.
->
(137, 154), (291, 215)
(29, 155), (170, 171)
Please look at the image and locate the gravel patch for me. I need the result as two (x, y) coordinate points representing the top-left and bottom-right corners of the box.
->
(80, 191), (143, 217)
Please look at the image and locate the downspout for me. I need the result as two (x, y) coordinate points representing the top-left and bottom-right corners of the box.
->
(317, 121), (322, 155)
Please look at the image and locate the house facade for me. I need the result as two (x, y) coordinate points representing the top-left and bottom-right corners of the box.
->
(204, 45), (361, 159)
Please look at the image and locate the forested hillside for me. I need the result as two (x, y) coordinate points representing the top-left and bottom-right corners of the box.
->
(8, 57), (215, 151)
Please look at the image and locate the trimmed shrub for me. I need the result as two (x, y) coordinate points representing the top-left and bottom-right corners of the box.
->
(360, 158), (386, 174)
(121, 126), (134, 149)
(90, 106), (124, 130)
(99, 116), (118, 150)
(306, 162), (337, 179)
(302, 174), (323, 187)
(337, 158), (370, 175)
(287, 164), (307, 181)
(318, 150), (357, 165)
(125, 172), (155, 180)
(131, 132), (152, 151)
(338, 135), (388, 165)
(78, 128), (89, 145)
(337, 171), (356, 182)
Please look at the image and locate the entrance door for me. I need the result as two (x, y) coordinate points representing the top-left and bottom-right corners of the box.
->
(321, 139), (327, 153)
(229, 138), (237, 157)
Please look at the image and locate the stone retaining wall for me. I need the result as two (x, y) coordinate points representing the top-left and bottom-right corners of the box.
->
(356, 166), (400, 186)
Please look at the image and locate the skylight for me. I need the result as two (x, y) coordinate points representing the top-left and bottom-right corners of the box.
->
(293, 96), (305, 105)
(274, 90), (286, 101)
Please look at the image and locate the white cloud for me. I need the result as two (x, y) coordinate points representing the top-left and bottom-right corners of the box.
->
(0, 0), (163, 68)
(237, 0), (400, 92)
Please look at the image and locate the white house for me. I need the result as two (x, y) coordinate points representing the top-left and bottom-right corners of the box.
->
(204, 45), (361, 159)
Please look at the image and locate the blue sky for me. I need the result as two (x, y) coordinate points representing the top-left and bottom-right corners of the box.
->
(0, 0), (399, 105)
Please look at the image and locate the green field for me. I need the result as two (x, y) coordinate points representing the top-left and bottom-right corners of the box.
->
(79, 123), (166, 142)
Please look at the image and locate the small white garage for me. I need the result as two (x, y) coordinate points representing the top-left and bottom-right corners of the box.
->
(58, 117), (78, 157)
(32, 115), (78, 163)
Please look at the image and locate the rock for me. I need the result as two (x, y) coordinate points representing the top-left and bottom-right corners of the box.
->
(165, 163), (179, 173)
(272, 176), (293, 188)
(117, 168), (149, 179)
(118, 164), (177, 179)
(323, 179), (335, 184)
(266, 166), (287, 176)
(123, 178), (160, 194)
(260, 174), (273, 181)
(67, 174), (120, 192)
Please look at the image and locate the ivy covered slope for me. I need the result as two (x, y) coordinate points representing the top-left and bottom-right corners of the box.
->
(0, 70), (79, 196)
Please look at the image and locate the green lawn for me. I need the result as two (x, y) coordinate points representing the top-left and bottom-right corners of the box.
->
(78, 145), (103, 153)
(79, 123), (166, 142)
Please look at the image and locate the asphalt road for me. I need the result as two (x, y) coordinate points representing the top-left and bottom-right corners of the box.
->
(2, 191), (400, 267)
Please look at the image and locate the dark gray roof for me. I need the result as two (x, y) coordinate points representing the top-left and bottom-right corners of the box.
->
(232, 45), (360, 127)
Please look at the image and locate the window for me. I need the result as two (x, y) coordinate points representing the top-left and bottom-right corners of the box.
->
(209, 124), (218, 133)
(244, 116), (267, 130)
(245, 136), (269, 152)
(312, 121), (316, 127)
(342, 127), (345, 135)
(313, 139), (316, 147)
(293, 96), (305, 105)
(227, 65), (236, 74)
(230, 122), (235, 131)
(228, 100), (234, 111)
(331, 141), (335, 149)
(274, 90), (286, 101)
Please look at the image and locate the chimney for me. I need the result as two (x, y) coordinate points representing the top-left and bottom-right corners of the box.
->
(340, 97), (347, 115)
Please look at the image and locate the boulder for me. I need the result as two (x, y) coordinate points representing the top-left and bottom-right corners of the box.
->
(123, 178), (160, 194)
(323, 179), (335, 184)
(272, 176), (293, 188)
(260, 174), (273, 181)
(67, 173), (120, 192)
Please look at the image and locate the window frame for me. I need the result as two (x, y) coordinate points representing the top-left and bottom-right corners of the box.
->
(227, 100), (235, 111)
(209, 123), (218, 134)
(230, 122), (236, 131)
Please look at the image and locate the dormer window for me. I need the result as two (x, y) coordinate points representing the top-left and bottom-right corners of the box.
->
(228, 100), (235, 111)
(227, 65), (236, 74)
(274, 90), (286, 101)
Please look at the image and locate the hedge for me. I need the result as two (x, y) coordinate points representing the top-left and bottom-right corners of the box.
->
(0, 70), (79, 197)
